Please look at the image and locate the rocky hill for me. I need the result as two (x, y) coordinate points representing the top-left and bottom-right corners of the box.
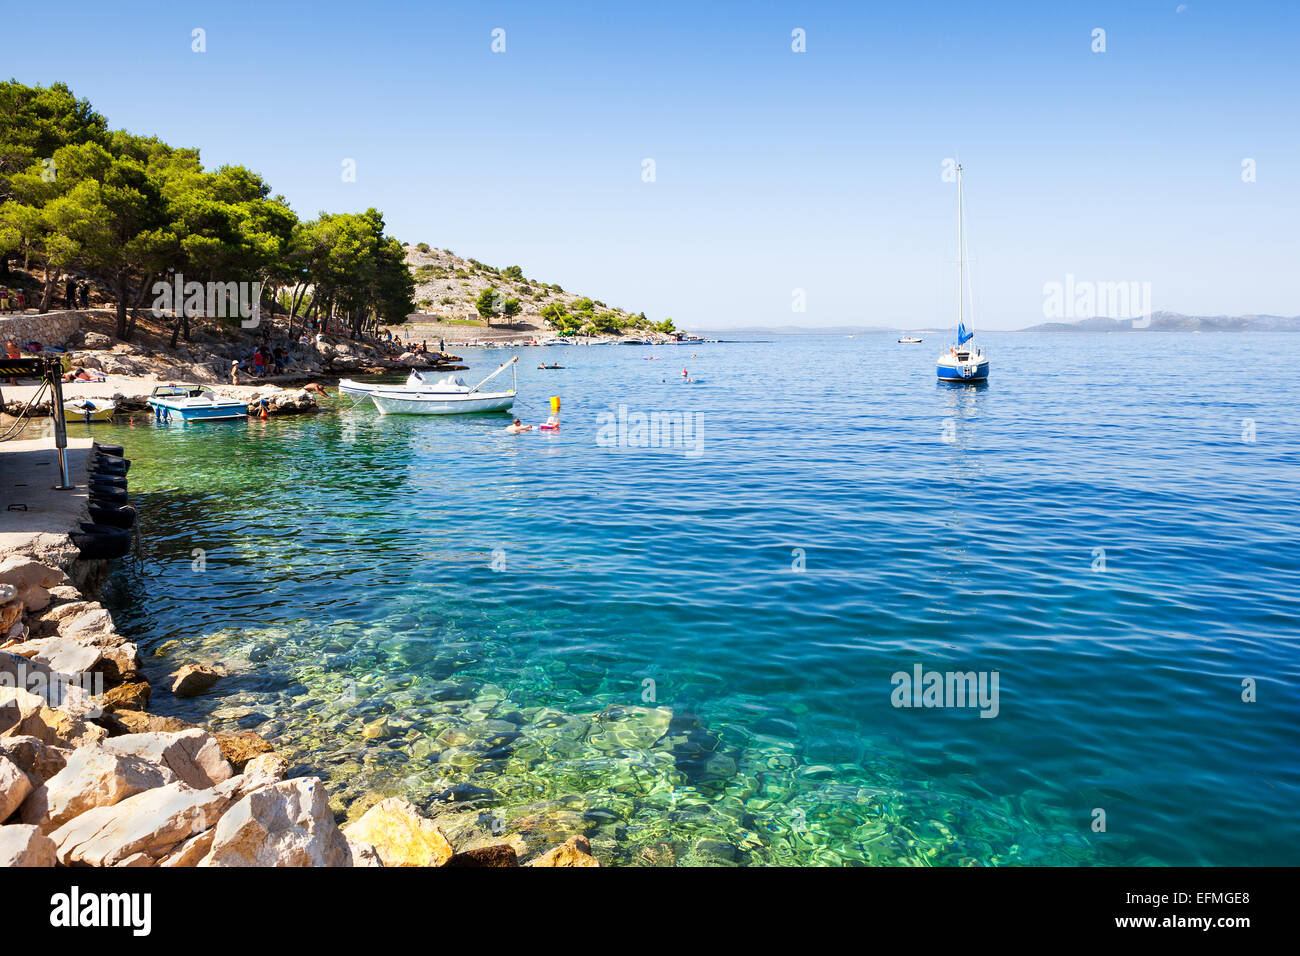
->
(403, 245), (658, 336)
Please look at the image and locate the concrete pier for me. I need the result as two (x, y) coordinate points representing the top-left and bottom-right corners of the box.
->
(0, 436), (94, 564)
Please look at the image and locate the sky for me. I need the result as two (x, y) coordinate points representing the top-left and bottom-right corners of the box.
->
(4, 0), (1298, 330)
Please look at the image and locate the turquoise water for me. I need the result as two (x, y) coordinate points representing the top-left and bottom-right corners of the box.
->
(94, 333), (1300, 865)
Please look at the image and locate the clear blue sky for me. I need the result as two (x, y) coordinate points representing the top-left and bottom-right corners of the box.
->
(5, 0), (1297, 329)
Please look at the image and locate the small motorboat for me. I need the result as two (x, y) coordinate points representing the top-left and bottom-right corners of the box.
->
(148, 384), (247, 422)
(898, 334), (923, 344)
(64, 399), (116, 422)
(538, 363), (564, 370)
(346, 359), (519, 416)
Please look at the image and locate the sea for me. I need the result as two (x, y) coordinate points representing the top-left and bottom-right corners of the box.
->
(89, 331), (1300, 866)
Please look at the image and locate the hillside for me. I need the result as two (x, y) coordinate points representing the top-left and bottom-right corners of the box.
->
(1019, 311), (1300, 333)
(402, 244), (674, 339)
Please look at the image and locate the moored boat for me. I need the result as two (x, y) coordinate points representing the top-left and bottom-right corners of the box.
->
(356, 357), (519, 415)
(63, 398), (117, 422)
(148, 384), (248, 421)
(936, 163), (990, 384)
(898, 334), (923, 344)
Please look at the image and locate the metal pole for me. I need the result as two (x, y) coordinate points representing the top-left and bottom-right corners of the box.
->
(47, 357), (72, 489)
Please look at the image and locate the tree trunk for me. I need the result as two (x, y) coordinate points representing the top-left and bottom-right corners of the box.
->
(38, 272), (57, 313)
(115, 273), (129, 339)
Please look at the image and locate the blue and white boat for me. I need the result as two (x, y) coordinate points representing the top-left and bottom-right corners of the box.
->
(148, 384), (247, 422)
(936, 163), (990, 384)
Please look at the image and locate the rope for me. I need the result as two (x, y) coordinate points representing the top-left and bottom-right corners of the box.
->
(0, 379), (51, 442)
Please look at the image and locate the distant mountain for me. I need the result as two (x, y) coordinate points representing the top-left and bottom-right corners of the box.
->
(696, 325), (899, 335)
(1018, 311), (1300, 333)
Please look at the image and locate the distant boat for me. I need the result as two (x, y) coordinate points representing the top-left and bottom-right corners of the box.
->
(898, 334), (923, 344)
(538, 363), (563, 370)
(349, 358), (518, 415)
(148, 384), (247, 422)
(63, 398), (116, 422)
(936, 163), (990, 384)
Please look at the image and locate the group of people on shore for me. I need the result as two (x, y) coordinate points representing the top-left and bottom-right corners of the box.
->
(0, 279), (92, 314)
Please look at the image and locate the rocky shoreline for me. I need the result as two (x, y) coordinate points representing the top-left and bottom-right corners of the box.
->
(1, 308), (468, 420)
(0, 462), (599, 868)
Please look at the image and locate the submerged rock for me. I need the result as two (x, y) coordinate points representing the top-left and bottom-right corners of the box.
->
(526, 834), (601, 867)
(444, 844), (519, 867)
(172, 664), (222, 698)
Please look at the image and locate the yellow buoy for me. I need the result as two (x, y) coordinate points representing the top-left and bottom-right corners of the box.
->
(550, 396), (561, 414)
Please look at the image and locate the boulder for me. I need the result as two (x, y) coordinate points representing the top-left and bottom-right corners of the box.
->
(101, 729), (232, 789)
(0, 557), (66, 594)
(0, 686), (50, 738)
(0, 823), (57, 866)
(214, 730), (275, 773)
(101, 680), (151, 713)
(526, 834), (601, 867)
(444, 844), (520, 867)
(21, 747), (176, 832)
(5, 636), (103, 676)
(0, 600), (22, 633)
(171, 664), (222, 697)
(200, 777), (352, 867)
(41, 709), (109, 748)
(0, 753), (34, 822)
(0, 735), (69, 785)
(158, 827), (216, 867)
(105, 710), (195, 735)
(347, 840), (385, 867)
(340, 797), (453, 867)
(52, 780), (234, 866)
(82, 332), (112, 349)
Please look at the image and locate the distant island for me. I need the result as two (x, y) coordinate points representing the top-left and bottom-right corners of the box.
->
(1018, 311), (1300, 333)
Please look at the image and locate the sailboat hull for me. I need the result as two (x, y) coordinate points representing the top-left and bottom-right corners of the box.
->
(936, 357), (990, 382)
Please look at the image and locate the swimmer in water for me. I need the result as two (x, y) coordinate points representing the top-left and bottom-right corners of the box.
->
(505, 418), (532, 434)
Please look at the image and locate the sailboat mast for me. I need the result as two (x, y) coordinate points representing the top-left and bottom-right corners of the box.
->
(956, 163), (964, 335)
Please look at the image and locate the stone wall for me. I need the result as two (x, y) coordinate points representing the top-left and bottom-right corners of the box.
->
(0, 311), (87, 349)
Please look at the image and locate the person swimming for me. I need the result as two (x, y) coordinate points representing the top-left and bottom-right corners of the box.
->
(505, 418), (532, 434)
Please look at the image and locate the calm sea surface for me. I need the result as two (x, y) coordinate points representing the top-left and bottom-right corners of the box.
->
(94, 332), (1300, 865)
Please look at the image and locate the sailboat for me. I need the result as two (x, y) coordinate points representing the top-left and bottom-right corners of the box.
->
(936, 163), (990, 383)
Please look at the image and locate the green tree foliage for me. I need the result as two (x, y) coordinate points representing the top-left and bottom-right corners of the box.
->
(0, 80), (414, 337)
(475, 285), (499, 324)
